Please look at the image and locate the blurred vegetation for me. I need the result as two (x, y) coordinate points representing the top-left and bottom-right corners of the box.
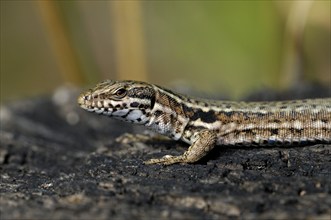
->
(1, 1), (330, 102)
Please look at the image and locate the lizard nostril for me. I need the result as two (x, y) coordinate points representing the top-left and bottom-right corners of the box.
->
(77, 95), (84, 105)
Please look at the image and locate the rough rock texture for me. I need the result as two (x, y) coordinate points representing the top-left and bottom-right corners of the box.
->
(0, 85), (330, 220)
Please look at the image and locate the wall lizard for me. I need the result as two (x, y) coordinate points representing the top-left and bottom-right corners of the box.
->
(78, 80), (331, 165)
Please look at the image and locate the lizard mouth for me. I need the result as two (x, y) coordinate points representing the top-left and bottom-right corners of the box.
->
(78, 93), (115, 115)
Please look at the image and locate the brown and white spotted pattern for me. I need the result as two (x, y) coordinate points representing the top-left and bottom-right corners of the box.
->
(78, 80), (331, 165)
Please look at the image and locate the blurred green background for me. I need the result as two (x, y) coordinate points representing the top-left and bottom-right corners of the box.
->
(1, 1), (330, 102)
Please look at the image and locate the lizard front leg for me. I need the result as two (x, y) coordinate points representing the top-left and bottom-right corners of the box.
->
(144, 129), (217, 165)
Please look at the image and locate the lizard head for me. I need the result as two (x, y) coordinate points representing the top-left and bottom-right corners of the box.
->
(78, 80), (156, 123)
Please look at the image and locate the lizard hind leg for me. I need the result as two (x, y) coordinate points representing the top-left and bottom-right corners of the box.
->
(144, 129), (218, 165)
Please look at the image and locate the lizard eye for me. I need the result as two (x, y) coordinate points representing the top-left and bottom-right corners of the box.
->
(114, 88), (127, 98)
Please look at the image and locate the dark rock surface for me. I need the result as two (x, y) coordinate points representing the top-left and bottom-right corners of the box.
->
(1, 85), (330, 220)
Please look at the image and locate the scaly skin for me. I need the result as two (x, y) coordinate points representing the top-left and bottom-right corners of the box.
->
(78, 80), (331, 165)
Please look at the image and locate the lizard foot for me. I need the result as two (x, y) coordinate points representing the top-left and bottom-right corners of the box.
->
(144, 129), (218, 165)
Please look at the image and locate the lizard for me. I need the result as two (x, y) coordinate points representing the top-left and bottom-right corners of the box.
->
(77, 80), (331, 165)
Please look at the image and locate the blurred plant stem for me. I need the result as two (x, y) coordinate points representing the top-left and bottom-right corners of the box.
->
(110, 1), (148, 81)
(37, 0), (85, 85)
(280, 1), (313, 89)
